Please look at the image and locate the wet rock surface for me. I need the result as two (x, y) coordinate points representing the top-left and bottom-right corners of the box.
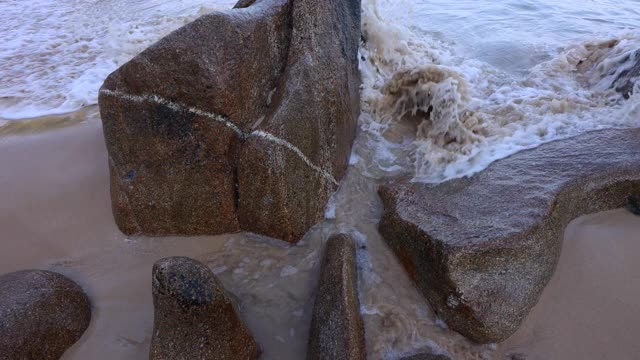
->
(99, 0), (361, 242)
(613, 49), (640, 98)
(379, 128), (640, 343)
(0, 270), (91, 360)
(307, 234), (365, 360)
(150, 256), (260, 360)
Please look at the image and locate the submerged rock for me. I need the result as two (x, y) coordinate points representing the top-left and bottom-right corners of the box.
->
(613, 49), (640, 98)
(0, 270), (91, 360)
(150, 257), (260, 360)
(307, 234), (365, 360)
(379, 129), (640, 343)
(627, 195), (640, 215)
(400, 353), (451, 360)
(99, 0), (361, 242)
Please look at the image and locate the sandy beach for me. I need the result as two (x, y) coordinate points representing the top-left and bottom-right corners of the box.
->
(501, 209), (640, 359)
(0, 117), (638, 359)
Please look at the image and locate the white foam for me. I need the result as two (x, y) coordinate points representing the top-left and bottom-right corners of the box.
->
(280, 265), (298, 277)
(0, 0), (236, 120)
(3, 0), (640, 186)
(359, 0), (640, 183)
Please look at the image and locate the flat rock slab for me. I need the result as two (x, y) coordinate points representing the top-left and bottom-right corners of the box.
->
(150, 257), (260, 360)
(379, 129), (640, 343)
(307, 234), (365, 360)
(0, 270), (91, 360)
(99, 0), (361, 242)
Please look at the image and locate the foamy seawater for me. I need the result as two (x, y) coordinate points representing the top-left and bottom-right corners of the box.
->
(358, 0), (640, 182)
(2, 0), (639, 181)
(0, 0), (236, 120)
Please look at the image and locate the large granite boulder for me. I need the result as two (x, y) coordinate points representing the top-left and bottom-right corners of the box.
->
(307, 234), (365, 360)
(379, 129), (640, 343)
(0, 270), (91, 360)
(99, 0), (361, 242)
(150, 257), (260, 360)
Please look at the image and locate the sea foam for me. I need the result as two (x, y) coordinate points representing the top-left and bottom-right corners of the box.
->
(358, 0), (640, 183)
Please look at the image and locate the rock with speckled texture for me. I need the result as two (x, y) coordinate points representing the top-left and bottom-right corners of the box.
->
(99, 0), (361, 242)
(236, 0), (361, 242)
(307, 234), (365, 360)
(149, 257), (260, 360)
(0, 270), (91, 360)
(379, 128), (640, 343)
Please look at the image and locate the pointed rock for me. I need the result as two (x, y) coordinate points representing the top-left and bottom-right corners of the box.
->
(150, 257), (260, 360)
(307, 234), (366, 360)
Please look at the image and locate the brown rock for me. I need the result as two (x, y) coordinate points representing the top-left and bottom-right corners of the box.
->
(99, 0), (361, 242)
(378, 129), (640, 343)
(100, 0), (292, 237)
(236, 0), (361, 241)
(307, 234), (365, 360)
(0, 270), (91, 360)
(150, 257), (260, 360)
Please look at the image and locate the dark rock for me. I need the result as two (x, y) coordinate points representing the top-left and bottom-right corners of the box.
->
(150, 257), (260, 360)
(307, 234), (365, 360)
(99, 0), (361, 242)
(0, 270), (91, 360)
(378, 129), (640, 343)
(613, 49), (640, 99)
(233, 0), (257, 8)
(506, 353), (527, 360)
(400, 353), (451, 360)
(626, 195), (640, 215)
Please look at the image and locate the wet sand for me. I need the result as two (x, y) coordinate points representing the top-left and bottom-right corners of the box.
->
(500, 209), (640, 360)
(1, 117), (639, 359)
(0, 120), (322, 359)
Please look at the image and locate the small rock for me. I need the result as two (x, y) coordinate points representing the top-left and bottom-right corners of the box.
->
(626, 195), (640, 215)
(150, 257), (260, 360)
(401, 354), (451, 360)
(506, 352), (527, 360)
(613, 49), (640, 99)
(0, 270), (91, 360)
(307, 234), (365, 360)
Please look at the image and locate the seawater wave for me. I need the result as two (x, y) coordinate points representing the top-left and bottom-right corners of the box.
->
(0, 0), (235, 120)
(358, 0), (640, 183)
(1, 0), (639, 184)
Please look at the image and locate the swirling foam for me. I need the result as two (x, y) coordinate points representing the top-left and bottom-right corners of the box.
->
(358, 0), (640, 183)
